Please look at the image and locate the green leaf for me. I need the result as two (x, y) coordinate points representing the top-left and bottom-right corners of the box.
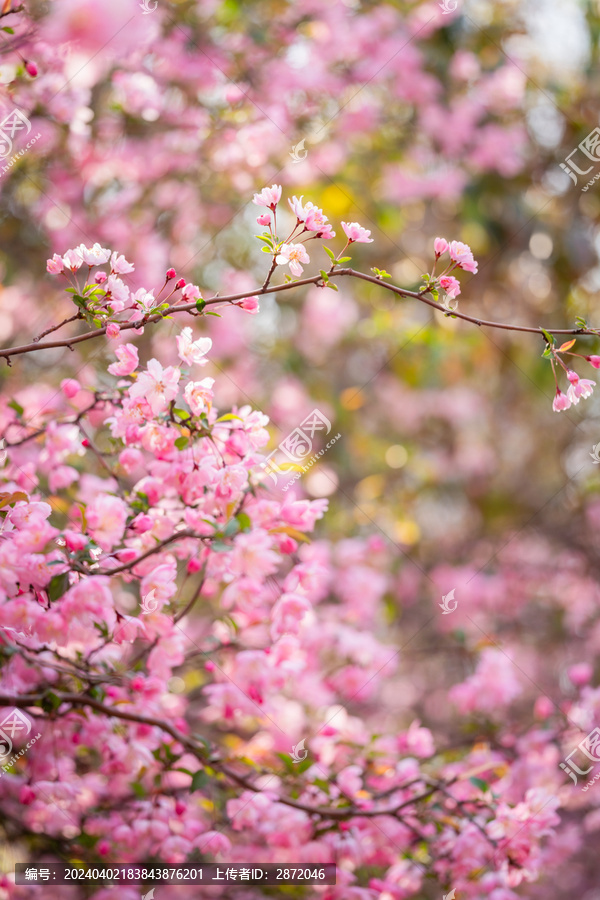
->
(215, 413), (242, 422)
(323, 246), (335, 260)
(174, 436), (189, 450)
(41, 691), (62, 713)
(223, 518), (240, 537)
(469, 777), (488, 792)
(325, 282), (338, 291)
(337, 256), (352, 263)
(8, 399), (24, 416)
(261, 246), (273, 253)
(191, 770), (209, 792)
(256, 234), (274, 246)
(2, 27), (15, 34)
(540, 328), (555, 346)
(173, 408), (191, 421)
(130, 781), (147, 798)
(205, 311), (222, 317)
(196, 298), (206, 312)
(319, 270), (329, 282)
(236, 512), (251, 531)
(209, 541), (231, 553)
(47, 572), (70, 602)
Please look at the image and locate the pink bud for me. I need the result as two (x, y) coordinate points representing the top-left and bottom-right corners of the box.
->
(64, 530), (88, 552)
(130, 676), (145, 692)
(233, 296), (259, 314)
(175, 800), (187, 816)
(19, 785), (36, 805)
(81, 438), (90, 448)
(166, 268), (176, 280)
(187, 558), (202, 574)
(257, 213), (271, 226)
(131, 513), (153, 533)
(587, 355), (600, 368)
(567, 370), (579, 383)
(94, 271), (107, 284)
(205, 661), (215, 672)
(434, 237), (449, 256)
(106, 322), (120, 339)
(97, 840), (110, 856)
(60, 378), (81, 399)
(568, 662), (592, 686)
(176, 278), (186, 289)
(25, 61), (38, 78)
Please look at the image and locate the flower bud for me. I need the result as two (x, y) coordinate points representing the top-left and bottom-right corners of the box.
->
(166, 268), (176, 280)
(25, 61), (38, 77)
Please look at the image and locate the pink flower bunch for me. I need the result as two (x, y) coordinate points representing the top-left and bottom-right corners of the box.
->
(430, 237), (479, 303)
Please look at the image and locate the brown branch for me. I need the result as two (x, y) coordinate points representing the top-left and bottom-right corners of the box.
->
(2, 268), (596, 364)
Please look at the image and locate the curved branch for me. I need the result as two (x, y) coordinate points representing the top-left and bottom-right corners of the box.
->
(1, 268), (596, 364)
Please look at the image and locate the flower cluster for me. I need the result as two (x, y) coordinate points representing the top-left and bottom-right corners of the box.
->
(549, 340), (599, 412)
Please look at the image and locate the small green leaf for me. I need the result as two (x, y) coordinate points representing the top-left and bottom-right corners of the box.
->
(191, 770), (209, 792)
(2, 27), (15, 34)
(209, 541), (230, 553)
(319, 270), (329, 281)
(236, 512), (252, 531)
(130, 781), (147, 798)
(540, 328), (555, 346)
(215, 413), (242, 422)
(323, 246), (336, 260)
(205, 311), (222, 317)
(261, 246), (273, 253)
(48, 572), (70, 602)
(196, 298), (206, 312)
(325, 282), (338, 291)
(256, 234), (274, 246)
(174, 436), (189, 450)
(469, 777), (488, 791)
(337, 256), (352, 263)
(173, 408), (190, 421)
(41, 691), (62, 713)
(223, 518), (240, 537)
(8, 399), (24, 416)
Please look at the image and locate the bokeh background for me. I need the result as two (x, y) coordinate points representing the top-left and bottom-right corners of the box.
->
(3, 0), (600, 896)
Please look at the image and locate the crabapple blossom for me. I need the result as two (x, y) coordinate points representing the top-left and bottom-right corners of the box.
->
(276, 242), (310, 276)
(439, 275), (461, 298)
(341, 221), (374, 243)
(128, 358), (181, 414)
(176, 328), (212, 366)
(253, 184), (282, 208)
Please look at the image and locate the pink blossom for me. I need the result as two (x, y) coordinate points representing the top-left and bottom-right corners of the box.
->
(60, 378), (81, 398)
(257, 213), (271, 226)
(449, 240), (478, 273)
(46, 253), (63, 274)
(166, 267), (176, 279)
(182, 283), (201, 301)
(586, 355), (600, 368)
(108, 343), (139, 376)
(276, 243), (310, 277)
(305, 205), (335, 238)
(176, 327), (212, 366)
(434, 237), (449, 255)
(341, 221), (374, 243)
(86, 494), (128, 550)
(94, 271), (107, 284)
(552, 388), (571, 411)
(567, 378), (595, 404)
(105, 274), (130, 305)
(78, 243), (111, 266)
(62, 248), (84, 271)
(270, 592), (313, 639)
(233, 295), (259, 314)
(253, 184), (282, 208)
(439, 275), (461, 298)
(184, 378), (215, 415)
(106, 322), (120, 339)
(288, 195), (307, 220)
(567, 369), (579, 383)
(129, 359), (181, 415)
(110, 251), (134, 274)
